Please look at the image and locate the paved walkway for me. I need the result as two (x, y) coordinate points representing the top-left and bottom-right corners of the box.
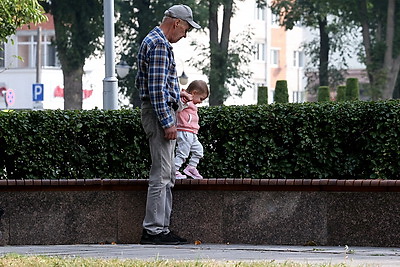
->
(1, 244), (400, 266)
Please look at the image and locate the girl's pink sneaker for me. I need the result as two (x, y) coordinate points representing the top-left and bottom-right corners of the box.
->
(183, 165), (203, 179)
(176, 171), (187, 179)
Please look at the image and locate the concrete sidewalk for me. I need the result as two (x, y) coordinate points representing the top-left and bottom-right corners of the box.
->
(1, 244), (400, 266)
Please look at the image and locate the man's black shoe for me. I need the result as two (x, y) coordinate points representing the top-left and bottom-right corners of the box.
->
(169, 231), (188, 244)
(140, 230), (180, 245)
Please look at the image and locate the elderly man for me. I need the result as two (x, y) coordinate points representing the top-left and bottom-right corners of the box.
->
(135, 5), (201, 245)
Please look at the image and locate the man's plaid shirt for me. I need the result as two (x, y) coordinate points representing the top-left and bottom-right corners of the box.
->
(136, 27), (180, 129)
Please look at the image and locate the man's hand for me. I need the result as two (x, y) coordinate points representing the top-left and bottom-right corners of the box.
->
(180, 89), (192, 104)
(164, 125), (177, 140)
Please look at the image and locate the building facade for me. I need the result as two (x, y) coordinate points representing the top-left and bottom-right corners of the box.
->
(0, 14), (103, 110)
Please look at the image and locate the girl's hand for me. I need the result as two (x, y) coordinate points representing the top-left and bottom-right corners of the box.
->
(180, 89), (192, 103)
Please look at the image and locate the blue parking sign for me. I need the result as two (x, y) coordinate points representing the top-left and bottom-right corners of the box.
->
(32, 84), (44, 101)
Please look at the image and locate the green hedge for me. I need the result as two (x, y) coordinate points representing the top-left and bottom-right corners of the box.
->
(1, 101), (400, 180)
(199, 101), (400, 180)
(0, 109), (149, 180)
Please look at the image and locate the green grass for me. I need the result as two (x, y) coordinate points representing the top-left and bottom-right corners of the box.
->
(0, 254), (350, 267)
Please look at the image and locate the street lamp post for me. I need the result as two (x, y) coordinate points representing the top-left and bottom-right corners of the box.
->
(103, 0), (118, 110)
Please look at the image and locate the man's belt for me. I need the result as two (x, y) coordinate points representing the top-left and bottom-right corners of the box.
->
(141, 96), (178, 111)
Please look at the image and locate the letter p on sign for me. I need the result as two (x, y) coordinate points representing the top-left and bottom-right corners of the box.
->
(32, 84), (44, 101)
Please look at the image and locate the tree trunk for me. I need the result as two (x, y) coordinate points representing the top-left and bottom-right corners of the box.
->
(221, 0), (232, 53)
(209, 1), (218, 46)
(318, 16), (329, 87)
(208, 0), (233, 106)
(382, 0), (399, 99)
(208, 1), (219, 106)
(358, 0), (375, 86)
(63, 67), (83, 110)
(393, 69), (400, 99)
(359, 0), (400, 99)
(384, 56), (400, 99)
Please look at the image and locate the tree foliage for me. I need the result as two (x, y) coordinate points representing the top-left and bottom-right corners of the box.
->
(272, 0), (400, 100)
(41, 0), (103, 110)
(116, 0), (266, 106)
(196, 0), (268, 106)
(0, 0), (47, 43)
(270, 0), (354, 92)
(191, 22), (255, 105)
(340, 0), (400, 100)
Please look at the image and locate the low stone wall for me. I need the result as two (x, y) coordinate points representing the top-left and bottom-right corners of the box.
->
(0, 179), (400, 246)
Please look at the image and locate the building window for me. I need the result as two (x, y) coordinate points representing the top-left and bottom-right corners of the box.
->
(45, 37), (58, 67)
(256, 6), (265, 21)
(17, 31), (59, 68)
(293, 50), (304, 67)
(270, 49), (280, 66)
(293, 91), (305, 103)
(255, 43), (265, 61)
(271, 13), (280, 27)
(0, 43), (4, 68)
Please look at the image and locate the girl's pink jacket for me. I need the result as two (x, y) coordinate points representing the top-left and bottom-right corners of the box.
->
(176, 101), (199, 134)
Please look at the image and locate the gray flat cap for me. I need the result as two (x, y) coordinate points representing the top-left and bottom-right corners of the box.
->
(164, 4), (201, 29)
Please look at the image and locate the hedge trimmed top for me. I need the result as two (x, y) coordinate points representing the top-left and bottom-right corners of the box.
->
(0, 100), (399, 180)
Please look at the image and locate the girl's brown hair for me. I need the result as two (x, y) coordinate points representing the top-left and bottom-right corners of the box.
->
(186, 80), (209, 98)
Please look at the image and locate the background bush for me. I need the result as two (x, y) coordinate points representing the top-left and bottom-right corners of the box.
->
(257, 86), (268, 105)
(274, 80), (288, 103)
(336, 85), (346, 101)
(346, 78), (360, 100)
(1, 101), (400, 180)
(317, 86), (330, 102)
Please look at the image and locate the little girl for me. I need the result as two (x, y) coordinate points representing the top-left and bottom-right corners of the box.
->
(175, 80), (209, 179)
